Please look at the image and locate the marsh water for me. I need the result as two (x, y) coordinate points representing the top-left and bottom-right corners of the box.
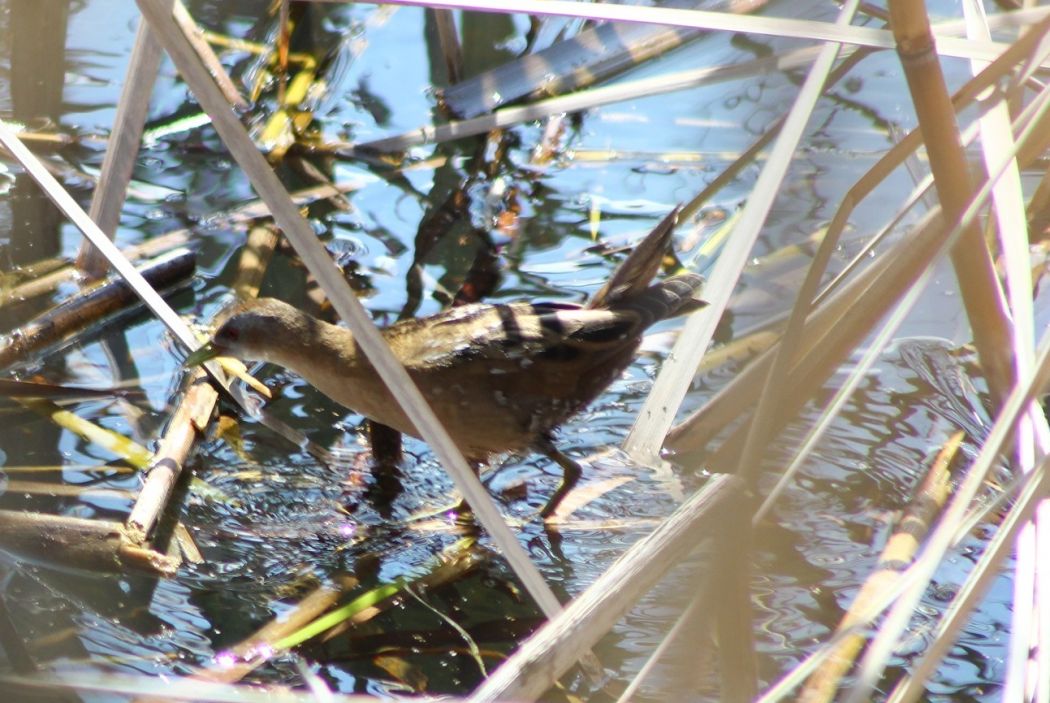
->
(0, 1), (1035, 700)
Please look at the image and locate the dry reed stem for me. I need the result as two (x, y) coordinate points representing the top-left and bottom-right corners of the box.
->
(728, 1), (864, 489)
(666, 13), (1050, 455)
(0, 379), (136, 402)
(135, 0), (565, 623)
(0, 122), (207, 359)
(128, 208), (281, 551)
(353, 45), (833, 153)
(172, 0), (246, 108)
(889, 1), (1014, 406)
(714, 504), (756, 703)
(307, 0), (1041, 64)
(431, 8), (463, 84)
(841, 85), (1050, 701)
(669, 205), (940, 465)
(0, 249), (195, 370)
(625, 1), (857, 464)
(469, 475), (742, 702)
(679, 46), (872, 223)
(798, 432), (963, 703)
(74, 0), (248, 277)
(1026, 158), (1050, 221)
(441, 0), (741, 118)
(0, 511), (177, 577)
(887, 457), (1049, 703)
(76, 17), (162, 278)
(961, 7), (1050, 700)
(613, 577), (716, 702)
(125, 368), (217, 546)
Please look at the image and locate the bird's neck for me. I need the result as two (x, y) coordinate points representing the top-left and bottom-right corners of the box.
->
(259, 314), (370, 380)
(259, 312), (407, 429)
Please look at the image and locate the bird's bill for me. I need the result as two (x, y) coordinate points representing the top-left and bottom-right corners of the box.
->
(184, 341), (222, 367)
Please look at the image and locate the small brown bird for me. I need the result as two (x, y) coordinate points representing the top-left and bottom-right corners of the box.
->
(187, 209), (704, 517)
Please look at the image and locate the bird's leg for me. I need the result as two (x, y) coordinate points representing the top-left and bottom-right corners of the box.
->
(536, 436), (582, 519)
(365, 421), (403, 517)
(368, 420), (403, 465)
(448, 460), (485, 529)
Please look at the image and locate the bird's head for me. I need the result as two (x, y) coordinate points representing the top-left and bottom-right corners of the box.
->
(185, 298), (307, 366)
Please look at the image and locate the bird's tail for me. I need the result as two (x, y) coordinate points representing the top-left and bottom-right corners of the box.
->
(615, 272), (706, 330)
(587, 206), (681, 309)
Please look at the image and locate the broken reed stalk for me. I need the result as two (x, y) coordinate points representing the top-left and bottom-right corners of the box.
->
(128, 214), (280, 549)
(888, 1), (1014, 407)
(797, 431), (963, 703)
(192, 578), (354, 684)
(469, 475), (742, 702)
(0, 511), (177, 577)
(886, 458), (1049, 703)
(124, 368), (216, 546)
(275, 541), (488, 651)
(0, 248), (195, 371)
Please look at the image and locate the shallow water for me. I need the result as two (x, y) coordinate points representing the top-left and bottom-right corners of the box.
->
(0, 1), (1032, 700)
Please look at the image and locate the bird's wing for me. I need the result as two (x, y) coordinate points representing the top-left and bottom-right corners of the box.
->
(393, 301), (639, 369)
